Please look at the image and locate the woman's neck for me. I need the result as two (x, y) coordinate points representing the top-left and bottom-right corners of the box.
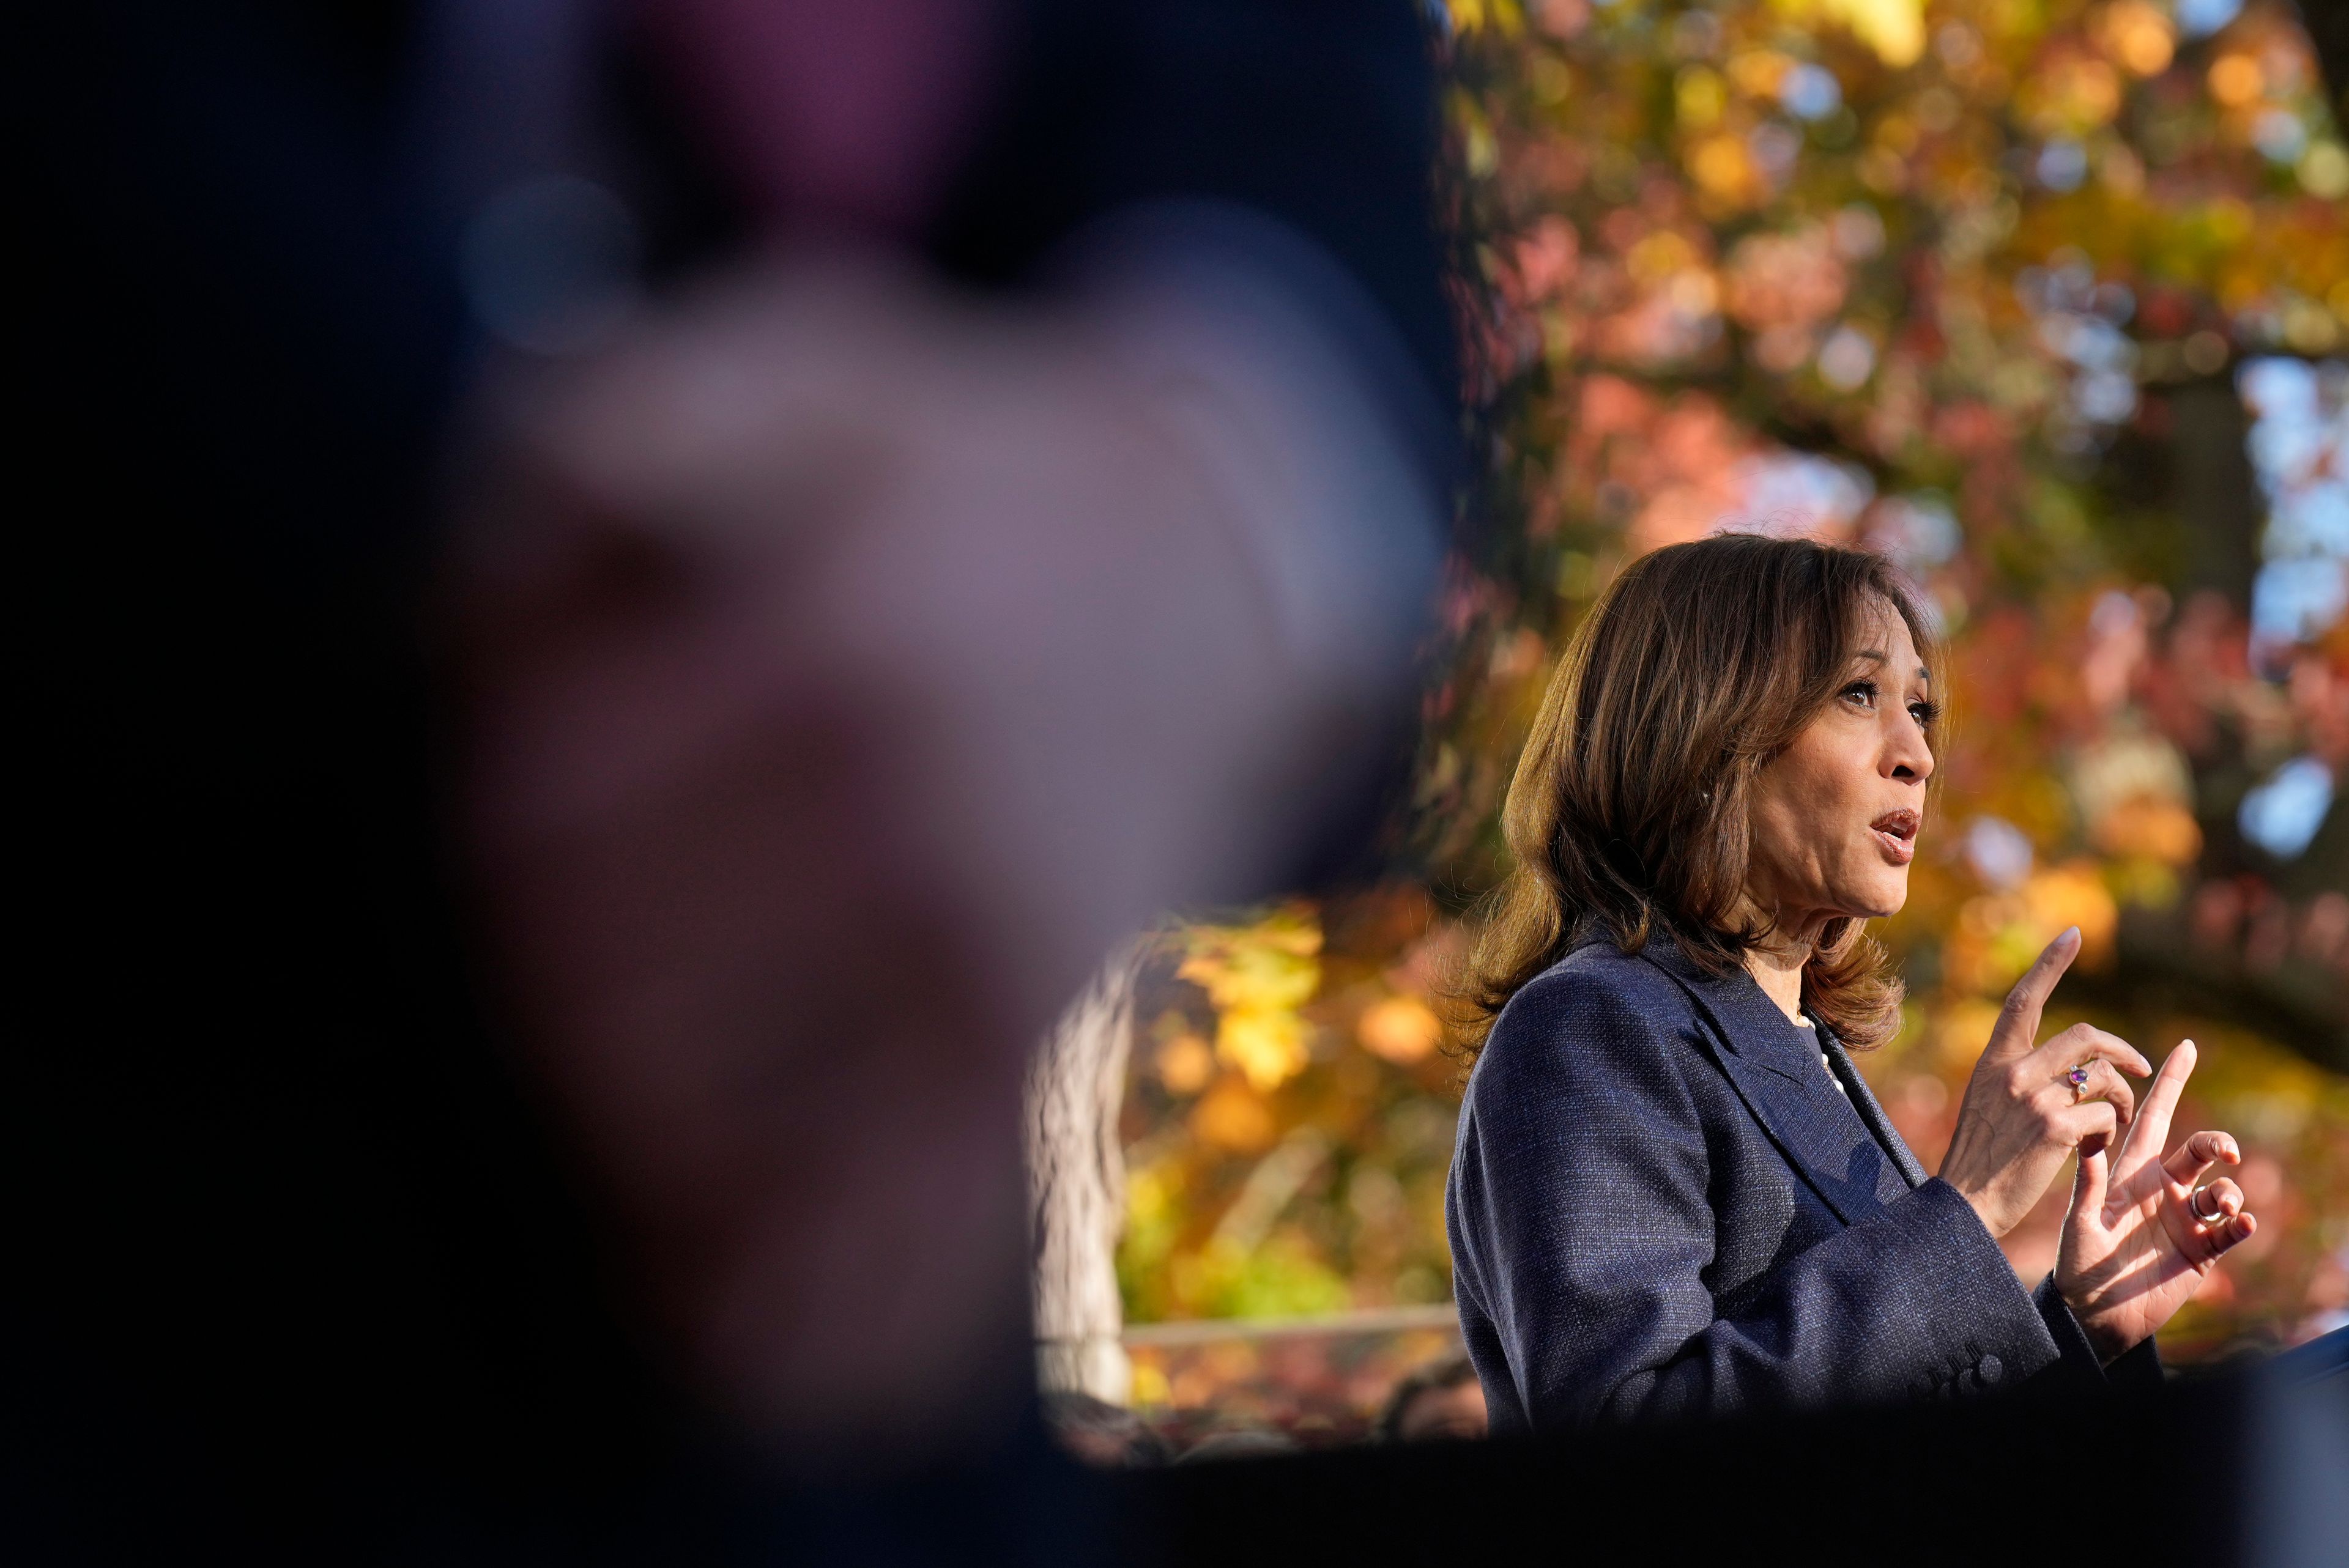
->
(1734, 901), (1826, 1026)
(1742, 940), (1808, 1026)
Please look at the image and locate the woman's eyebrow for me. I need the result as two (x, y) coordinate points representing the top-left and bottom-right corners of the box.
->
(1852, 649), (1932, 686)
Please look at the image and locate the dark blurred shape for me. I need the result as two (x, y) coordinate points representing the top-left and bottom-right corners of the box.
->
(2301, 0), (2349, 104)
(1115, 1348), (2347, 1567)
(460, 174), (643, 354)
(928, 0), (1461, 490)
(1042, 1392), (1172, 1469)
(2164, 379), (2265, 609)
(2246, 1326), (2349, 1568)
(1376, 1353), (1489, 1443)
(1173, 1429), (1304, 1465)
(9, 0), (1453, 1558)
(449, 212), (1444, 1473)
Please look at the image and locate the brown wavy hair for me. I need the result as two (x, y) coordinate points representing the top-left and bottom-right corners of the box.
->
(1453, 533), (1943, 1062)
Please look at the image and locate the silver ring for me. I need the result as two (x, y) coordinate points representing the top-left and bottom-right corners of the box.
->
(2190, 1186), (2227, 1226)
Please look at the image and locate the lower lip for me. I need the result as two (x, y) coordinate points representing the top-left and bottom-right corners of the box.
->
(1872, 827), (1915, 865)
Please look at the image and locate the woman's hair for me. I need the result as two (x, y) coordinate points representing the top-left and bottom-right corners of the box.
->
(1452, 533), (1942, 1061)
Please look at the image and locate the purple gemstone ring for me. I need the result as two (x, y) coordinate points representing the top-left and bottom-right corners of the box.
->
(2067, 1063), (2091, 1101)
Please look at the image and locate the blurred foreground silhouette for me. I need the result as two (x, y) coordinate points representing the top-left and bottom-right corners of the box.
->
(15, 1), (1449, 1557)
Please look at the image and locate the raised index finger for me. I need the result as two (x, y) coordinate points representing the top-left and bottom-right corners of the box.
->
(2120, 1038), (2199, 1175)
(1985, 926), (2081, 1063)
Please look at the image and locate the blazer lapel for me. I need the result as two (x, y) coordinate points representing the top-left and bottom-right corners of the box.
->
(1824, 1032), (1928, 1189)
(1636, 942), (1904, 1227)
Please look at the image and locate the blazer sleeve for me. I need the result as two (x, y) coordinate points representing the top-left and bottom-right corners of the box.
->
(1450, 971), (2071, 1430)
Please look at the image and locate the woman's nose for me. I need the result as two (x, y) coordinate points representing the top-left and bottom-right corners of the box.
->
(1888, 718), (1934, 782)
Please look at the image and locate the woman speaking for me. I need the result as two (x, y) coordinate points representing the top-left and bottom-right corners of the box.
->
(1445, 534), (2257, 1431)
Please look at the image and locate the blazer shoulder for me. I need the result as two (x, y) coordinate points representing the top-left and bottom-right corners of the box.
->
(1475, 941), (1698, 1080)
(1502, 940), (1693, 1022)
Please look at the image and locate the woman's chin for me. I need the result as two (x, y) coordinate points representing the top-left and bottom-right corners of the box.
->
(1832, 874), (1908, 922)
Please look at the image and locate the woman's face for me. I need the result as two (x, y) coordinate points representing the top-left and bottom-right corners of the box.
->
(1742, 604), (1935, 934)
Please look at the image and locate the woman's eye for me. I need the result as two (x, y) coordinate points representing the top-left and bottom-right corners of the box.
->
(1842, 680), (1877, 706)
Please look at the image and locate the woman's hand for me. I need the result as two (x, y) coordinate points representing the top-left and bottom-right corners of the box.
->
(2057, 1038), (2256, 1361)
(1937, 928), (2152, 1239)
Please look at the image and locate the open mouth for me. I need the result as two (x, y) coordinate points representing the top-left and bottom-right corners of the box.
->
(1871, 808), (1920, 865)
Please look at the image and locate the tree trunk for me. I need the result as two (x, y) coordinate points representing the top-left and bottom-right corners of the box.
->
(2298, 0), (2347, 116)
(1023, 937), (1146, 1403)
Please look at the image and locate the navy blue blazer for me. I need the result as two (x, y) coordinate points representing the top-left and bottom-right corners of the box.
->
(1447, 937), (2147, 1433)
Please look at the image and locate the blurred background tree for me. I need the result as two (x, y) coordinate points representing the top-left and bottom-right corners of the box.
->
(1106, 0), (2347, 1428)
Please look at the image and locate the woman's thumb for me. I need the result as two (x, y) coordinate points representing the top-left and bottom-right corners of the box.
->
(2071, 1138), (2111, 1223)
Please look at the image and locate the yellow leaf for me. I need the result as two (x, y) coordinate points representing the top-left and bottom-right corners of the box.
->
(2093, 1), (2175, 77)
(1359, 996), (1446, 1065)
(1691, 134), (1757, 203)
(1217, 1008), (1311, 1092)
(1129, 1359), (1171, 1408)
(2025, 862), (2121, 966)
(1154, 1032), (1215, 1095)
(1781, 0), (1923, 67)
(1935, 999), (2005, 1071)
(1727, 50), (1792, 99)
(2092, 796), (2203, 865)
(1176, 908), (1322, 1014)
(1190, 1076), (1277, 1151)
(2208, 53), (2263, 108)
(1676, 66), (1727, 130)
(1840, 0), (1923, 65)
(1447, 0), (1524, 35)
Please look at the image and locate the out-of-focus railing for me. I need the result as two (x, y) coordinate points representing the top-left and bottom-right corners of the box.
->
(1121, 1304), (1461, 1349)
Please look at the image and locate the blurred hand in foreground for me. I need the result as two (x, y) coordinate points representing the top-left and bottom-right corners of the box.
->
(452, 238), (1437, 1468)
